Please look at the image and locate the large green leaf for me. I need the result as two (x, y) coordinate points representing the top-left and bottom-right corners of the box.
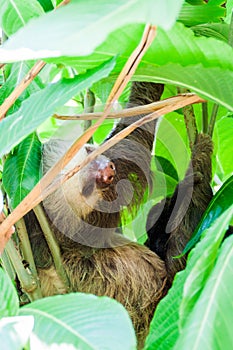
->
(135, 63), (233, 111)
(179, 207), (233, 329)
(191, 23), (229, 42)
(0, 57), (116, 158)
(144, 180), (233, 350)
(184, 175), (233, 254)
(20, 293), (137, 350)
(3, 133), (42, 208)
(154, 112), (190, 180)
(0, 0), (184, 62)
(214, 116), (233, 181)
(0, 268), (19, 318)
(175, 214), (233, 350)
(0, 0), (44, 37)
(178, 2), (225, 27)
(0, 316), (34, 350)
(144, 268), (186, 349)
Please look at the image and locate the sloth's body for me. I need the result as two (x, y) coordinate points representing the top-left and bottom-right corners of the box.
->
(26, 82), (167, 346)
(26, 82), (213, 347)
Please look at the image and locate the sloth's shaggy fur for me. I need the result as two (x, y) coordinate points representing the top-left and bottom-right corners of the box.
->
(26, 82), (167, 348)
(25, 81), (214, 348)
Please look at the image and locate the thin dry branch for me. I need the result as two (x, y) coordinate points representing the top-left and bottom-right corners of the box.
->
(0, 93), (204, 241)
(0, 60), (46, 120)
(54, 93), (203, 121)
(0, 24), (157, 250)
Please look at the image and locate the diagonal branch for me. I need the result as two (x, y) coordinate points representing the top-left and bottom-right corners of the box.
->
(0, 60), (46, 120)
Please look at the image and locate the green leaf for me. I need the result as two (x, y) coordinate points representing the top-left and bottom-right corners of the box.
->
(226, 0), (233, 23)
(175, 211), (233, 350)
(136, 63), (233, 111)
(0, 61), (44, 112)
(0, 57), (116, 158)
(144, 206), (233, 350)
(2, 133), (42, 208)
(20, 293), (137, 350)
(44, 22), (233, 73)
(183, 175), (233, 254)
(214, 116), (233, 181)
(144, 269), (186, 350)
(179, 207), (233, 329)
(0, 268), (19, 318)
(191, 23), (229, 42)
(0, 0), (44, 37)
(0, 315), (34, 350)
(178, 2), (225, 27)
(42, 22), (233, 109)
(155, 112), (190, 180)
(37, 0), (54, 12)
(0, 0), (184, 62)
(154, 156), (179, 182)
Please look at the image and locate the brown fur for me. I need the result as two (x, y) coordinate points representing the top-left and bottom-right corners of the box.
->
(37, 242), (166, 347)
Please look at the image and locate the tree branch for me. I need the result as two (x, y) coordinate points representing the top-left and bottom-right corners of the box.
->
(0, 60), (46, 120)
(54, 93), (203, 121)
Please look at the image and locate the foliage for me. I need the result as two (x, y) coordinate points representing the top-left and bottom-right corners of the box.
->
(0, 267), (136, 349)
(0, 0), (233, 349)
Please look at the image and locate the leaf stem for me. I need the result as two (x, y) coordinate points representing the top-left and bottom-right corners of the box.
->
(202, 102), (208, 134)
(15, 218), (38, 278)
(4, 239), (42, 301)
(33, 204), (71, 293)
(84, 89), (96, 143)
(177, 87), (197, 151)
(229, 10), (233, 47)
(208, 104), (219, 137)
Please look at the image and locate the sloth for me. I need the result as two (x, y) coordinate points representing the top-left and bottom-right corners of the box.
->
(25, 82), (213, 348)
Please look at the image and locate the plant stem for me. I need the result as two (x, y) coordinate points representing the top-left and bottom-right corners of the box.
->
(208, 104), (219, 137)
(229, 10), (233, 47)
(84, 89), (96, 143)
(15, 218), (38, 278)
(177, 87), (197, 151)
(202, 102), (208, 134)
(33, 204), (71, 293)
(0, 249), (16, 281)
(5, 239), (42, 301)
